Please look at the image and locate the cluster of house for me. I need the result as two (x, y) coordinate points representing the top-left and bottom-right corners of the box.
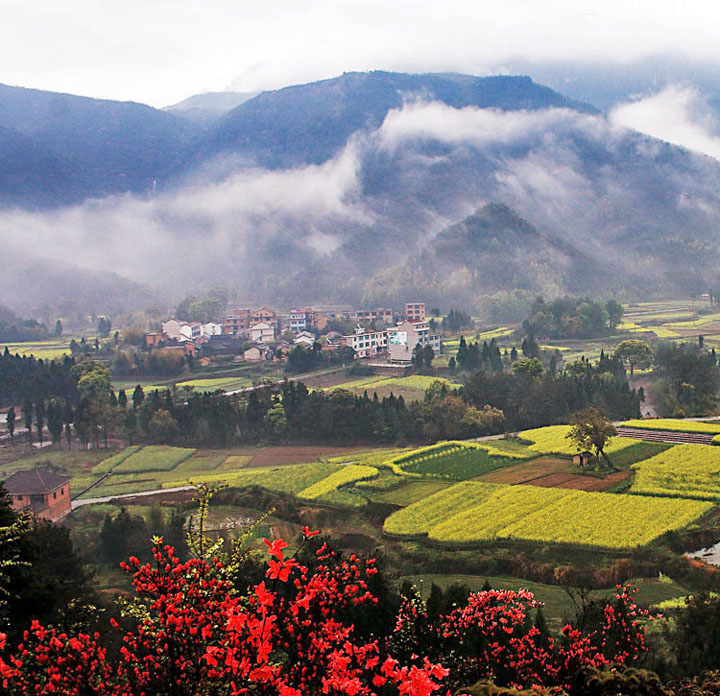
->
(143, 302), (440, 364)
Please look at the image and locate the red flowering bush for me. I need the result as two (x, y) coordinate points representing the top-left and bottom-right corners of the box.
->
(0, 527), (452, 695)
(0, 512), (653, 696)
(390, 584), (653, 692)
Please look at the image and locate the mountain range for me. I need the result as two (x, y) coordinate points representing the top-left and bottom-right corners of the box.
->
(3, 70), (720, 316)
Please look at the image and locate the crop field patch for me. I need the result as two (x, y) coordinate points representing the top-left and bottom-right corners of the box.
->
(525, 470), (631, 492)
(388, 441), (527, 481)
(370, 480), (454, 506)
(631, 443), (720, 499)
(384, 481), (712, 549)
(175, 376), (252, 392)
(162, 460), (344, 496)
(621, 419), (720, 435)
(478, 457), (571, 484)
(112, 446), (196, 473)
(299, 464), (378, 501)
(519, 425), (643, 456)
(246, 446), (371, 468)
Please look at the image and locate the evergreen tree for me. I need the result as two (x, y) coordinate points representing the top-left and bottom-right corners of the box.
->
(6, 406), (15, 440)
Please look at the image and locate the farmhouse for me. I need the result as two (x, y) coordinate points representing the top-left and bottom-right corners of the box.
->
(573, 451), (597, 469)
(244, 346), (273, 362)
(249, 322), (276, 344)
(5, 468), (72, 522)
(293, 330), (316, 347)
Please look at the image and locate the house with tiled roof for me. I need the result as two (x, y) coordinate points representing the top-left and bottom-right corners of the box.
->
(4, 468), (72, 522)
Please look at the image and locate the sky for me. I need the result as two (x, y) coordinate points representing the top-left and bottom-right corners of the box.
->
(3, 0), (720, 107)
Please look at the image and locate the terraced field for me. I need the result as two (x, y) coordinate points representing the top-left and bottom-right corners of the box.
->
(519, 425), (643, 456)
(631, 443), (720, 500)
(384, 481), (712, 549)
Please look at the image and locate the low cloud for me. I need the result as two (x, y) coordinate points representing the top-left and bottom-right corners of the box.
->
(377, 100), (603, 151)
(2, 146), (366, 296)
(610, 84), (720, 160)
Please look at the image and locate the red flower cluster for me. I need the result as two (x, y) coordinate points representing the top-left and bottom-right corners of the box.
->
(0, 528), (452, 695)
(390, 584), (652, 691)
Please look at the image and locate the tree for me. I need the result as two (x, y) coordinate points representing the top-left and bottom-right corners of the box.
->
(62, 402), (74, 448)
(511, 357), (544, 377)
(566, 407), (617, 464)
(97, 316), (112, 337)
(5, 406), (15, 440)
(22, 399), (33, 444)
(47, 399), (64, 444)
(422, 344), (435, 370)
(606, 299), (624, 329)
(412, 342), (425, 369)
(54, 319), (62, 337)
(132, 384), (145, 410)
(148, 408), (179, 444)
(35, 398), (46, 445)
(614, 340), (653, 377)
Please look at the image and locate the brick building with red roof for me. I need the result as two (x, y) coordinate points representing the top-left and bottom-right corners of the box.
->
(4, 468), (72, 522)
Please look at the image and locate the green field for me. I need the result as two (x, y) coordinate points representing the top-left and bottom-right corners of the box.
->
(325, 374), (462, 402)
(175, 376), (253, 392)
(384, 481), (712, 549)
(390, 442), (524, 480)
(1, 340), (72, 360)
(370, 480), (454, 506)
(113, 446), (196, 473)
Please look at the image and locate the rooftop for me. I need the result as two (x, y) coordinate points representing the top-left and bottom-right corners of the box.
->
(4, 468), (70, 495)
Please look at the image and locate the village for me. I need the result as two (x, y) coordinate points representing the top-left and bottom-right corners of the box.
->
(144, 301), (442, 365)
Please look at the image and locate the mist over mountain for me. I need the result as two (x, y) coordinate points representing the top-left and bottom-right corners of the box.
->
(189, 72), (598, 170)
(3, 70), (720, 316)
(163, 91), (260, 127)
(497, 53), (720, 115)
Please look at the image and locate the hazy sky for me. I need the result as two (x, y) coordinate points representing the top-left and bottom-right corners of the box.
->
(2, 0), (720, 107)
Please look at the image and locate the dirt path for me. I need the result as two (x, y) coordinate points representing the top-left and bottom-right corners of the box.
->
(71, 485), (195, 509)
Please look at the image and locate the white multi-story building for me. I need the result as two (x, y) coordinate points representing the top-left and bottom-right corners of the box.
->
(341, 326), (388, 358)
(249, 322), (276, 344)
(387, 321), (441, 362)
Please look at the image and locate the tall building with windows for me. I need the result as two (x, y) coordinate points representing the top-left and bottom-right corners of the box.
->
(387, 320), (440, 362)
(405, 302), (426, 322)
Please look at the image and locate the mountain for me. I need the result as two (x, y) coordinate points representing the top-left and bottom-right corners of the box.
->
(4, 70), (720, 312)
(497, 53), (720, 115)
(2, 249), (161, 318)
(191, 71), (598, 169)
(164, 91), (260, 127)
(0, 83), (200, 207)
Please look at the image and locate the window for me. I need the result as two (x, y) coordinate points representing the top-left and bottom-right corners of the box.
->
(53, 491), (57, 500)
